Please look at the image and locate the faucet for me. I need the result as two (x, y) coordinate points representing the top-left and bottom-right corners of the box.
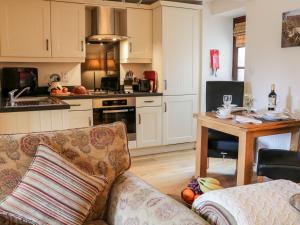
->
(8, 87), (30, 103)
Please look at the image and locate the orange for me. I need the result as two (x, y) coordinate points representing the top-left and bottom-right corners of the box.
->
(181, 187), (195, 204)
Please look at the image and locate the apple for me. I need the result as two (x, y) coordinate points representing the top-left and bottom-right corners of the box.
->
(62, 87), (68, 93)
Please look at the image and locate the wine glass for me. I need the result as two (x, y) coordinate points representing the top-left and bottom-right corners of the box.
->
(223, 95), (232, 109)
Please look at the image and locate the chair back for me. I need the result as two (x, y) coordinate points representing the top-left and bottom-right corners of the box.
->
(206, 81), (244, 112)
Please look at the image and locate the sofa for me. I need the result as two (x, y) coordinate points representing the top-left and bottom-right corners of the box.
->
(0, 122), (209, 225)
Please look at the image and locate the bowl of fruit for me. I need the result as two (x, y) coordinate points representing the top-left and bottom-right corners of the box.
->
(181, 177), (223, 206)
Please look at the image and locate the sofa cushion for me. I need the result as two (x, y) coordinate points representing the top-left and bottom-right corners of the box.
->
(0, 122), (130, 222)
(0, 144), (107, 225)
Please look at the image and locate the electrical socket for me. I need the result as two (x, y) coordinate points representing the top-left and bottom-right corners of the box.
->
(61, 72), (69, 82)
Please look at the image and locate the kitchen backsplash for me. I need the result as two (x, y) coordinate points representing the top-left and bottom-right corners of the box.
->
(0, 62), (81, 87)
(120, 63), (152, 84)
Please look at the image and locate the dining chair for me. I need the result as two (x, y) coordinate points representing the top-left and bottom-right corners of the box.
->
(206, 81), (244, 160)
(257, 148), (300, 183)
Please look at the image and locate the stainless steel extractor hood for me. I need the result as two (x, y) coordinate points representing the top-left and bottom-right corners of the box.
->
(87, 7), (127, 43)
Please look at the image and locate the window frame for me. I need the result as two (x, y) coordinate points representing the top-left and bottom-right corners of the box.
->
(232, 16), (246, 81)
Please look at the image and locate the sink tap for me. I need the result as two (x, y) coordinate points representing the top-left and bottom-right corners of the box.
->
(8, 87), (30, 103)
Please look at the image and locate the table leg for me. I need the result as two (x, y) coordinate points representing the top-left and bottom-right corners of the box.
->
(290, 128), (300, 151)
(195, 121), (208, 177)
(237, 132), (255, 185)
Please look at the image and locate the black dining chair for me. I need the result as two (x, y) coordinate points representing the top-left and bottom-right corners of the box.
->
(257, 148), (300, 183)
(206, 81), (244, 160)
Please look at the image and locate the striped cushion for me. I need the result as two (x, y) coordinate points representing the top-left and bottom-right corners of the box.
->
(0, 144), (107, 225)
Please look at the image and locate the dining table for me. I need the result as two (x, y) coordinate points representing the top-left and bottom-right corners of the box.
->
(194, 112), (300, 186)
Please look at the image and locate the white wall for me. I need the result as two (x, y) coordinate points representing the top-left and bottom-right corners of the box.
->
(201, 2), (234, 111)
(245, 0), (300, 149)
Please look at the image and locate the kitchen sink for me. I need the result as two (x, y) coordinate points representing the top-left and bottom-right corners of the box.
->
(4, 97), (63, 108)
(13, 97), (50, 102)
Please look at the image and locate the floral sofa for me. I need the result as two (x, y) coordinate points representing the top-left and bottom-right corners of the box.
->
(0, 122), (209, 225)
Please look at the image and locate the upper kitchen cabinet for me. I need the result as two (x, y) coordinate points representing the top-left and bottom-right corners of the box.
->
(153, 6), (200, 95)
(0, 0), (51, 58)
(51, 2), (85, 58)
(120, 8), (152, 63)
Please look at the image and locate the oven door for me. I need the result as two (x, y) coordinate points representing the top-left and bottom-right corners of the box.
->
(93, 107), (136, 141)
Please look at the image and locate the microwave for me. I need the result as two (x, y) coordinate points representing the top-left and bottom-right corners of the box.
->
(1, 67), (38, 96)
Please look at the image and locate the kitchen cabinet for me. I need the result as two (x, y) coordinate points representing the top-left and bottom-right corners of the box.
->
(0, 0), (51, 58)
(0, 110), (69, 134)
(120, 8), (152, 63)
(136, 105), (162, 148)
(63, 99), (93, 129)
(51, 2), (85, 58)
(163, 95), (197, 145)
(153, 6), (200, 95)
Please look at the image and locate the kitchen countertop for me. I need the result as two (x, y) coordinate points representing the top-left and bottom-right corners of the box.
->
(0, 92), (163, 112)
(0, 97), (70, 113)
(55, 92), (163, 100)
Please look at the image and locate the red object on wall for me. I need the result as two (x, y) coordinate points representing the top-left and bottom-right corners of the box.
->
(210, 49), (220, 70)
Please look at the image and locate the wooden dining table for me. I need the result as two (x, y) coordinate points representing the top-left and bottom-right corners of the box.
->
(194, 112), (300, 186)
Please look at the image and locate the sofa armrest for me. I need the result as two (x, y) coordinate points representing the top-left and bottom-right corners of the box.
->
(106, 172), (209, 225)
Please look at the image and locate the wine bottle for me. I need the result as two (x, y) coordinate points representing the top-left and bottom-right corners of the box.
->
(268, 84), (277, 111)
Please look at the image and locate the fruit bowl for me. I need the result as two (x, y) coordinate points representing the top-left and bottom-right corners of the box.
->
(181, 177), (223, 206)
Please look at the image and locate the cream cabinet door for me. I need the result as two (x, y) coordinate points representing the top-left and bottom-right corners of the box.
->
(163, 95), (197, 145)
(51, 2), (85, 58)
(0, 110), (69, 134)
(162, 7), (200, 95)
(0, 0), (51, 57)
(136, 107), (162, 148)
(120, 8), (152, 63)
(68, 110), (93, 129)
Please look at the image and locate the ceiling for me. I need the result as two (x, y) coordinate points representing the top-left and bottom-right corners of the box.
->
(107, 0), (202, 5)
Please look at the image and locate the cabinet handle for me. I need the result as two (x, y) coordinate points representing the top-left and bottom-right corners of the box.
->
(144, 100), (154, 103)
(164, 80), (167, 90)
(129, 42), (132, 53)
(69, 104), (81, 107)
(138, 114), (141, 124)
(164, 102), (167, 112)
(46, 39), (49, 51)
(88, 117), (92, 126)
(81, 40), (84, 52)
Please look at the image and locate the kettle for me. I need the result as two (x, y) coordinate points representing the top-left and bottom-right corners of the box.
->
(48, 74), (63, 92)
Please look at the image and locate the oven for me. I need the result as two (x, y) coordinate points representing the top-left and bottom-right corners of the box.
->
(93, 97), (136, 141)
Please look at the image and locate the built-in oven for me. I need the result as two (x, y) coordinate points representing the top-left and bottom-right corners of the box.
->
(93, 97), (136, 141)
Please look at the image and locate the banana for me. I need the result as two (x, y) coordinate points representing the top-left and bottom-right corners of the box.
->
(199, 183), (211, 193)
(199, 177), (221, 186)
(201, 181), (223, 190)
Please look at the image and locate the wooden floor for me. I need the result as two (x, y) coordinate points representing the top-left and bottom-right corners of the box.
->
(130, 149), (257, 197)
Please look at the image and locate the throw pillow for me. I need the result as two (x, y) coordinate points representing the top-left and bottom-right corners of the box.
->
(0, 143), (107, 225)
(290, 193), (300, 212)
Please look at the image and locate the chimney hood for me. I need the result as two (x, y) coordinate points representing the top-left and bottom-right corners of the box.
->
(87, 7), (127, 43)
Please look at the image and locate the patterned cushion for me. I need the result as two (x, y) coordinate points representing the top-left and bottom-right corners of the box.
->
(0, 144), (107, 225)
(0, 122), (130, 222)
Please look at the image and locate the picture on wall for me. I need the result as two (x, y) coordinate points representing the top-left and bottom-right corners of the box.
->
(282, 9), (300, 48)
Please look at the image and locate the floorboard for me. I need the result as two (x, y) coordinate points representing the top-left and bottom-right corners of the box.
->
(130, 149), (257, 197)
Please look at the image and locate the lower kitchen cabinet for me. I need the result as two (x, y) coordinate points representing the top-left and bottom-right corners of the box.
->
(68, 110), (92, 129)
(136, 106), (162, 148)
(63, 99), (93, 129)
(0, 110), (69, 134)
(163, 95), (197, 145)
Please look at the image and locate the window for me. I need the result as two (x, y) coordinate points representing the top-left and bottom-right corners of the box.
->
(232, 16), (246, 81)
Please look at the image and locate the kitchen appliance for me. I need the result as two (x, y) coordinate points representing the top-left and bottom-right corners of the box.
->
(139, 79), (151, 92)
(100, 76), (120, 92)
(93, 97), (136, 141)
(124, 70), (134, 93)
(144, 71), (158, 92)
(48, 74), (62, 92)
(87, 7), (127, 43)
(1, 67), (38, 96)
